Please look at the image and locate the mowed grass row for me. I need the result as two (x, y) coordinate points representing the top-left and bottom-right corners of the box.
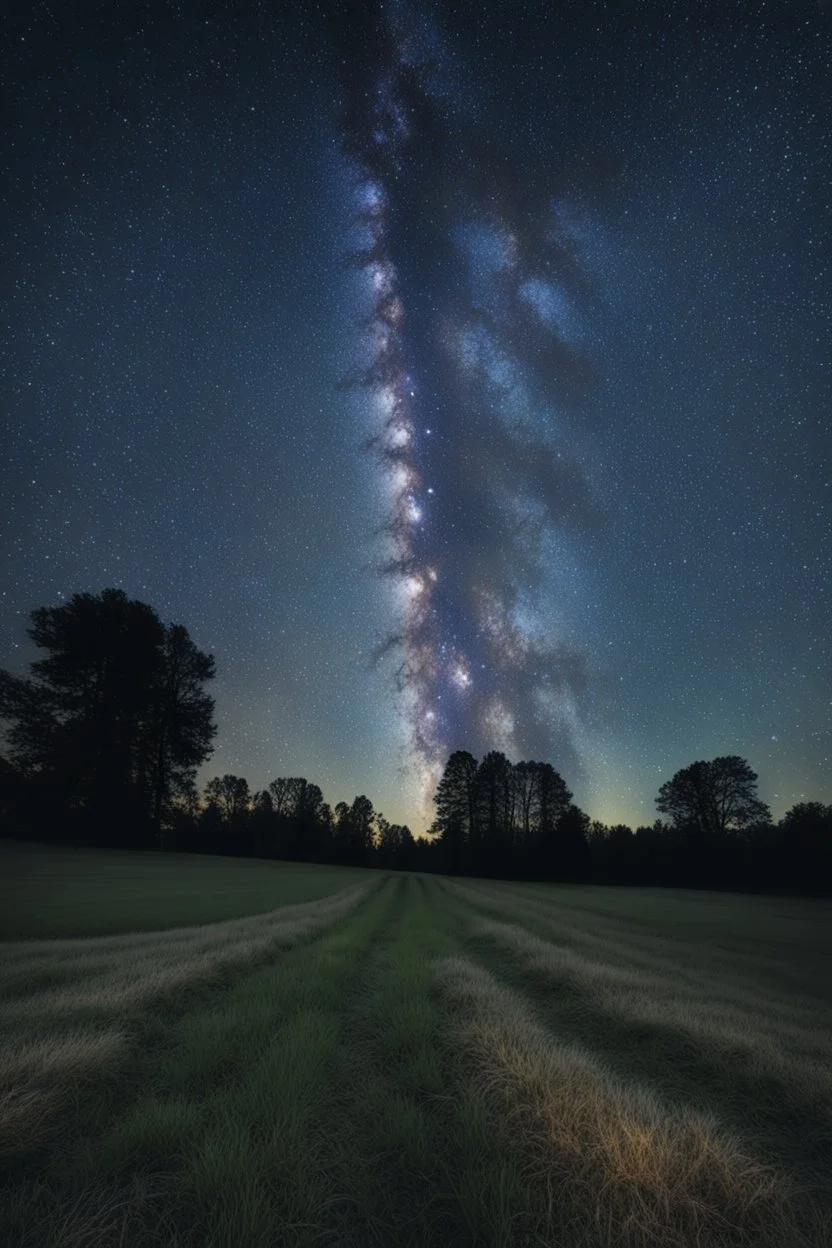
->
(470, 878), (832, 1001)
(0, 878), (375, 1169)
(297, 873), (545, 1245)
(441, 878), (832, 1244)
(447, 879), (832, 1147)
(3, 849), (831, 1246)
(2, 874), (397, 1246)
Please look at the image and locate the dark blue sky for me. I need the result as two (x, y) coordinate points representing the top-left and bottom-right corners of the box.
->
(2, 0), (829, 831)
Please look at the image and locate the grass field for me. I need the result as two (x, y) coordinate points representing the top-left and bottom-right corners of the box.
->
(2, 845), (831, 1246)
(0, 842), (377, 939)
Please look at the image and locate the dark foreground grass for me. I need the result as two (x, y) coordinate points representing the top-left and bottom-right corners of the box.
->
(3, 853), (831, 1246)
(0, 840), (376, 939)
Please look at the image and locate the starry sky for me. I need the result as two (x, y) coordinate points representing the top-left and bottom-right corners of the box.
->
(2, 0), (830, 833)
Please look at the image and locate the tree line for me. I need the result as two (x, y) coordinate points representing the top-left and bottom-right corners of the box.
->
(427, 748), (831, 896)
(0, 589), (829, 895)
(175, 775), (417, 870)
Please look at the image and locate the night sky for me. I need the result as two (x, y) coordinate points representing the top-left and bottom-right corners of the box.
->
(2, 1), (829, 833)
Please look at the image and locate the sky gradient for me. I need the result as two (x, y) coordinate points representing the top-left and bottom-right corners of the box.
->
(2, 0), (829, 832)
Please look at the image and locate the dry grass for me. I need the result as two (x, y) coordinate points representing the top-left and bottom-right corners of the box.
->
(455, 879), (832, 1006)
(437, 955), (818, 1247)
(0, 1030), (127, 1086)
(0, 882), (372, 1162)
(1, 884), (371, 1018)
(6, 1175), (179, 1248)
(472, 916), (832, 1106)
(0, 1090), (59, 1163)
(445, 879), (828, 1001)
(445, 881), (832, 1091)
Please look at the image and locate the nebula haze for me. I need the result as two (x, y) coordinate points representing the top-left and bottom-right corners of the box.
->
(339, 2), (604, 809)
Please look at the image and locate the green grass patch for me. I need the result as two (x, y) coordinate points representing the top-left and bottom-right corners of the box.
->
(0, 840), (376, 938)
(311, 874), (542, 1246)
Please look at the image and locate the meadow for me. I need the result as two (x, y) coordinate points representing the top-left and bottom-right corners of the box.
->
(2, 843), (831, 1246)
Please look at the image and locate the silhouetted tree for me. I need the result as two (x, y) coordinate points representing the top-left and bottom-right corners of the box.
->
(657, 756), (769, 838)
(430, 749), (478, 872)
(0, 589), (162, 837)
(165, 779), (201, 853)
(151, 624), (216, 844)
(197, 798), (226, 855)
(606, 824), (636, 881)
(249, 789), (275, 857)
(0, 589), (215, 846)
(260, 776), (330, 860)
(292, 779), (326, 859)
(656, 756), (770, 887)
(205, 775), (251, 824)
(474, 751), (514, 871)
(350, 794), (376, 862)
(319, 801), (335, 858)
(332, 795), (375, 864)
(776, 802), (832, 895)
(531, 762), (573, 862)
(542, 803), (590, 881)
(372, 815), (412, 868)
(588, 820), (637, 883)
(429, 750), (575, 878)
(627, 820), (675, 886)
(331, 800), (348, 861)
(268, 776), (293, 818)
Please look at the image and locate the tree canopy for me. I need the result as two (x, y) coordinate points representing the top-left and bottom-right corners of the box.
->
(0, 588), (216, 844)
(429, 750), (577, 879)
(656, 756), (770, 837)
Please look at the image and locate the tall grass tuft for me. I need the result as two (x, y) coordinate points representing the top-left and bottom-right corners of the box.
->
(437, 954), (821, 1247)
(472, 915), (832, 1101)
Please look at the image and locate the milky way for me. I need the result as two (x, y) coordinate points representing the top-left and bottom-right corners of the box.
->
(2, 0), (829, 831)
(337, 1), (604, 806)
